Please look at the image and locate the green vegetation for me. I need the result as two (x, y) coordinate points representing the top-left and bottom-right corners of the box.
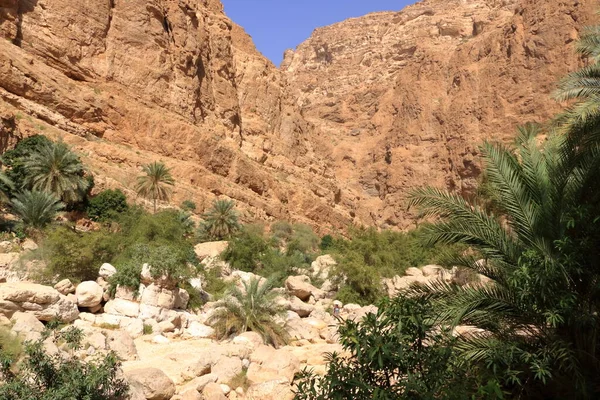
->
(135, 161), (174, 213)
(222, 222), (319, 286)
(31, 207), (197, 285)
(0, 327), (22, 361)
(1, 135), (52, 194)
(198, 199), (241, 240)
(0, 327), (128, 400)
(86, 189), (128, 221)
(181, 199), (196, 212)
(207, 277), (289, 347)
(22, 141), (90, 205)
(294, 296), (497, 400)
(328, 227), (464, 305)
(11, 190), (64, 232)
(42, 226), (116, 282)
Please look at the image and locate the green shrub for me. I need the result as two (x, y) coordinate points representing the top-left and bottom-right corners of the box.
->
(143, 324), (153, 335)
(42, 226), (117, 282)
(329, 227), (465, 305)
(294, 296), (496, 399)
(319, 234), (334, 250)
(202, 266), (234, 301)
(181, 200), (196, 212)
(0, 327), (22, 361)
(86, 189), (128, 221)
(222, 226), (270, 272)
(222, 222), (318, 284)
(0, 327), (128, 400)
(108, 261), (142, 296)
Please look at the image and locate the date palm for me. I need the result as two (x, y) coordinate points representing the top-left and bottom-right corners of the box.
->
(207, 277), (289, 347)
(554, 24), (600, 135)
(11, 190), (64, 230)
(410, 124), (600, 398)
(199, 199), (240, 240)
(22, 141), (89, 205)
(135, 162), (174, 213)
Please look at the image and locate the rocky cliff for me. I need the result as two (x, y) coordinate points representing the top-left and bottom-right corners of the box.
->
(0, 0), (597, 230)
(282, 0), (598, 228)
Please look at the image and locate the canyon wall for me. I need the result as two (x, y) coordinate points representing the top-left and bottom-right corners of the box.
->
(0, 0), (597, 230)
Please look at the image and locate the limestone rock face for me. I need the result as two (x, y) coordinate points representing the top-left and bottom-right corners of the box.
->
(0, 0), (598, 231)
(0, 282), (79, 322)
(281, 0), (599, 229)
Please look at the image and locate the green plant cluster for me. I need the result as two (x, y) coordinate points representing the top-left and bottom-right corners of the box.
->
(34, 207), (198, 287)
(221, 222), (319, 286)
(86, 188), (128, 221)
(0, 326), (128, 400)
(294, 296), (502, 400)
(328, 227), (464, 305)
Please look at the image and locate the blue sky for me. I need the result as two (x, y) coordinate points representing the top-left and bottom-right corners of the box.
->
(221, 0), (416, 66)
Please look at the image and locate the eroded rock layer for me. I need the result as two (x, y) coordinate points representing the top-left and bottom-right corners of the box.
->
(0, 0), (597, 229)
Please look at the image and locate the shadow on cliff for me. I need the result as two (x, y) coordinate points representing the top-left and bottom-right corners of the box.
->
(6, 0), (39, 46)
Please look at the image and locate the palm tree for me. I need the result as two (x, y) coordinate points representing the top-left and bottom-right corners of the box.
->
(199, 199), (240, 240)
(135, 162), (174, 213)
(0, 171), (14, 205)
(207, 277), (289, 347)
(409, 125), (600, 397)
(22, 141), (89, 205)
(12, 190), (64, 231)
(555, 25), (600, 129)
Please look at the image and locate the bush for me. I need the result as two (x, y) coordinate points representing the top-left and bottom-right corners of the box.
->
(181, 200), (196, 212)
(42, 226), (117, 282)
(36, 207), (198, 285)
(86, 189), (128, 221)
(0, 327), (128, 400)
(0, 327), (22, 361)
(222, 223), (316, 285)
(221, 225), (270, 272)
(320, 234), (333, 250)
(293, 296), (497, 400)
(329, 227), (465, 305)
(107, 261), (142, 296)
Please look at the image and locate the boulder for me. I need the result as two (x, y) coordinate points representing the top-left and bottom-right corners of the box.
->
(54, 279), (76, 295)
(185, 321), (215, 338)
(193, 373), (218, 391)
(194, 241), (229, 260)
(202, 382), (228, 400)
(232, 331), (264, 348)
(310, 255), (336, 280)
(125, 368), (175, 400)
(285, 275), (320, 302)
(286, 318), (320, 342)
(245, 380), (294, 400)
(104, 298), (140, 318)
(405, 267), (423, 277)
(421, 264), (444, 277)
(98, 263), (117, 279)
(0, 282), (79, 322)
(75, 281), (104, 307)
(21, 239), (38, 251)
(249, 345), (299, 384)
(140, 284), (176, 309)
(104, 329), (138, 360)
(174, 288), (190, 310)
(115, 284), (143, 301)
(10, 311), (45, 341)
(212, 356), (243, 384)
(289, 296), (314, 317)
